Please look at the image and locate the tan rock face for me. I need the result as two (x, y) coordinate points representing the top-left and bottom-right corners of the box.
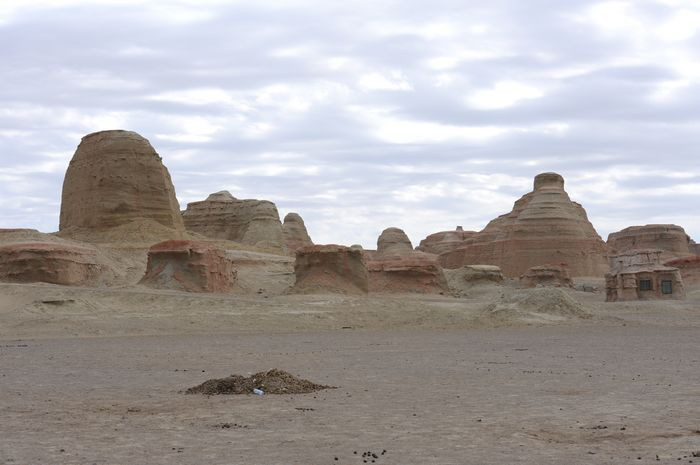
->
(291, 245), (368, 294)
(0, 242), (102, 285)
(439, 173), (609, 278)
(519, 264), (573, 288)
(59, 130), (185, 239)
(377, 227), (413, 255)
(608, 224), (695, 261)
(664, 256), (700, 288)
(139, 240), (236, 292)
(416, 227), (478, 255)
(282, 213), (313, 252)
(182, 191), (285, 252)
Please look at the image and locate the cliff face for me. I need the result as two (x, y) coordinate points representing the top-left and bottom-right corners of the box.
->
(59, 130), (185, 240)
(608, 224), (695, 261)
(440, 173), (609, 277)
(182, 191), (285, 252)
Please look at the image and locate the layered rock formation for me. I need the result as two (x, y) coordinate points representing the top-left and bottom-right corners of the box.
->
(664, 256), (700, 288)
(519, 264), (573, 288)
(59, 130), (185, 241)
(368, 227), (449, 294)
(182, 191), (285, 252)
(440, 173), (609, 277)
(608, 224), (695, 260)
(291, 245), (368, 294)
(416, 227), (478, 255)
(282, 213), (313, 252)
(139, 240), (236, 292)
(0, 242), (102, 285)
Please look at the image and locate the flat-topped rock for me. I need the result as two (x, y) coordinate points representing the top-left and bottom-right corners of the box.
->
(59, 130), (185, 241)
(139, 240), (236, 292)
(0, 242), (103, 285)
(608, 224), (695, 260)
(282, 212), (313, 252)
(439, 173), (609, 277)
(367, 251), (449, 294)
(291, 245), (368, 294)
(416, 227), (478, 255)
(182, 191), (285, 252)
(520, 264), (573, 288)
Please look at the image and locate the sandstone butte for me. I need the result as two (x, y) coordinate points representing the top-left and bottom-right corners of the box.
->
(416, 227), (478, 255)
(282, 212), (313, 253)
(291, 245), (369, 294)
(182, 191), (286, 252)
(367, 227), (449, 294)
(608, 224), (697, 261)
(439, 173), (609, 278)
(0, 241), (102, 285)
(59, 130), (185, 240)
(139, 240), (236, 292)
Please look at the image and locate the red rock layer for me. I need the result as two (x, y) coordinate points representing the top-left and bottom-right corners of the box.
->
(607, 224), (695, 261)
(664, 256), (700, 288)
(367, 251), (449, 294)
(59, 130), (185, 237)
(439, 173), (609, 278)
(0, 242), (102, 285)
(139, 240), (236, 292)
(291, 245), (368, 294)
(416, 227), (478, 255)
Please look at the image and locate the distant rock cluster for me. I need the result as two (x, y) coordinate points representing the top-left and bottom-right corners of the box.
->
(0, 128), (698, 302)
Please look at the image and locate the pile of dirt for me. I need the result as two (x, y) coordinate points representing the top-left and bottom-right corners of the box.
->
(480, 287), (591, 325)
(186, 369), (332, 395)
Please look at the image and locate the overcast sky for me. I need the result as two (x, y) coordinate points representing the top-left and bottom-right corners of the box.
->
(1, 0), (699, 248)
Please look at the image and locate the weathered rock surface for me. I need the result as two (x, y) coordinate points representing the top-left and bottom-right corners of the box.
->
(139, 240), (236, 292)
(59, 130), (185, 241)
(664, 256), (700, 288)
(439, 173), (609, 277)
(377, 227), (413, 255)
(282, 213), (313, 253)
(608, 224), (695, 260)
(368, 251), (449, 294)
(182, 191), (285, 252)
(0, 242), (102, 285)
(416, 227), (478, 255)
(520, 264), (573, 288)
(291, 245), (368, 294)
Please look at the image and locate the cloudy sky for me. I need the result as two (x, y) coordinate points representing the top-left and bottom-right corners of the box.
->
(1, 0), (699, 248)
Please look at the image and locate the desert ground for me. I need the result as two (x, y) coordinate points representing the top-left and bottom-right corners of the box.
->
(1, 280), (699, 465)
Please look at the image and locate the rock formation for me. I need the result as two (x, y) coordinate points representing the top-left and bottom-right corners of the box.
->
(443, 265), (504, 296)
(608, 224), (695, 260)
(367, 227), (449, 294)
(282, 213), (313, 252)
(519, 264), (573, 288)
(0, 242), (102, 285)
(59, 130), (185, 241)
(182, 191), (285, 252)
(291, 245), (369, 294)
(439, 173), (609, 278)
(664, 256), (700, 289)
(139, 240), (236, 292)
(376, 227), (413, 255)
(606, 250), (685, 301)
(416, 227), (478, 255)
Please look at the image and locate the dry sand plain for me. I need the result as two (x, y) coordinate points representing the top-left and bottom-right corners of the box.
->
(1, 282), (700, 465)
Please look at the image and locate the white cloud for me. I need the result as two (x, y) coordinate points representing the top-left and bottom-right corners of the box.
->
(467, 81), (545, 110)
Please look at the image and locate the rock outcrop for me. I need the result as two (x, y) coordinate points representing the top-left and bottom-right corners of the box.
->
(139, 240), (236, 292)
(291, 245), (369, 294)
(416, 227), (478, 255)
(182, 191), (285, 252)
(664, 256), (700, 289)
(282, 213), (313, 252)
(439, 173), (609, 277)
(367, 227), (449, 294)
(606, 250), (685, 301)
(59, 130), (185, 241)
(608, 224), (695, 260)
(519, 264), (573, 288)
(377, 227), (413, 255)
(0, 242), (102, 285)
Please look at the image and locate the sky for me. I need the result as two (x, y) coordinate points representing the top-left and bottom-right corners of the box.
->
(1, 0), (699, 248)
